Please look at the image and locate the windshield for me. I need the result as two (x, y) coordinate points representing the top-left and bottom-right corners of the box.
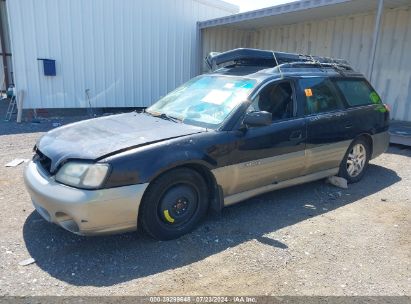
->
(146, 75), (258, 129)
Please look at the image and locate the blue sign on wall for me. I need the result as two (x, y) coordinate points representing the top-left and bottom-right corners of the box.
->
(38, 58), (56, 76)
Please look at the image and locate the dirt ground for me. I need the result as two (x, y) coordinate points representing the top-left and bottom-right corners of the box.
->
(0, 115), (410, 296)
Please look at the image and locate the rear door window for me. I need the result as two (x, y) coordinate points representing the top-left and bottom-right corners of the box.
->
(335, 79), (382, 106)
(299, 77), (344, 115)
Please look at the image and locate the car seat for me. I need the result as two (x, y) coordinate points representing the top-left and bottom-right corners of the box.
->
(259, 84), (292, 120)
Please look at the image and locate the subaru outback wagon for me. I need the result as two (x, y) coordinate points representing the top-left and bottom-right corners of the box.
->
(24, 48), (390, 240)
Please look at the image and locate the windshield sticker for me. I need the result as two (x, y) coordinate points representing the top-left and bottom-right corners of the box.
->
(224, 83), (235, 89)
(305, 88), (313, 97)
(201, 90), (232, 105)
(235, 81), (255, 89)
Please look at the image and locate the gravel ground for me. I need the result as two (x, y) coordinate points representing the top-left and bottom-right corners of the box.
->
(0, 113), (410, 296)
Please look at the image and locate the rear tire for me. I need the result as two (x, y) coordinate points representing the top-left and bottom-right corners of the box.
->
(139, 168), (209, 240)
(338, 138), (370, 183)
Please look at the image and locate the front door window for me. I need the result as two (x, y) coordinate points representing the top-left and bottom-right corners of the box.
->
(248, 81), (294, 121)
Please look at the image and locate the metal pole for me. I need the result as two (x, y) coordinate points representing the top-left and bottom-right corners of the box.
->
(195, 22), (203, 77)
(368, 0), (384, 81)
(0, 1), (10, 89)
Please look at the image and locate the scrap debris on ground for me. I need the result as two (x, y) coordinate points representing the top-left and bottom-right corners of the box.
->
(18, 257), (36, 266)
(326, 176), (348, 189)
(5, 158), (29, 167)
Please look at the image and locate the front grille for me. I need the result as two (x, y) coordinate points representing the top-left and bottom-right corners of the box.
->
(33, 149), (52, 175)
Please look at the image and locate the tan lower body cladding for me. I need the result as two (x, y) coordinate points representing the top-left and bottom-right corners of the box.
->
(212, 140), (352, 206)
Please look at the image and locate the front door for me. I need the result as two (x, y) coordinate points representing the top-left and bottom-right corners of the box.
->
(213, 80), (306, 196)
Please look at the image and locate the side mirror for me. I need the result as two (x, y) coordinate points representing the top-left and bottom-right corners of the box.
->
(243, 111), (272, 127)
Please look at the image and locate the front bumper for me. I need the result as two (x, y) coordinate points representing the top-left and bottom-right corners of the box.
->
(24, 161), (149, 235)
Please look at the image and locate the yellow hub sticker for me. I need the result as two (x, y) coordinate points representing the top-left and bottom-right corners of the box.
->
(163, 210), (175, 223)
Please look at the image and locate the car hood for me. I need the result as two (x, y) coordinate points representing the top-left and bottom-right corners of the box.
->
(36, 112), (206, 172)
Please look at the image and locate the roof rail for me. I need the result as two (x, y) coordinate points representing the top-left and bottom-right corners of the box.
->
(279, 61), (353, 71)
(205, 48), (353, 71)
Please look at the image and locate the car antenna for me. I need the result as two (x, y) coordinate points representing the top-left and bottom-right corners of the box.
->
(309, 55), (326, 72)
(272, 51), (284, 78)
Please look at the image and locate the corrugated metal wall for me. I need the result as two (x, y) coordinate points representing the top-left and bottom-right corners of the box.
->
(253, 11), (376, 75)
(372, 5), (411, 122)
(201, 5), (411, 121)
(201, 27), (253, 71)
(6, 0), (236, 109)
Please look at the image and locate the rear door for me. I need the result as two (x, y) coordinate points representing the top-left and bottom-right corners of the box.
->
(212, 79), (306, 196)
(298, 77), (353, 175)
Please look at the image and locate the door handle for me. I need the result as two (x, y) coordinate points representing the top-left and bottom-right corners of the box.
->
(345, 123), (353, 129)
(289, 130), (302, 140)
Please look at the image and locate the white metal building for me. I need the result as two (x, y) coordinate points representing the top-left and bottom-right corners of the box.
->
(2, 0), (238, 110)
(198, 0), (411, 122)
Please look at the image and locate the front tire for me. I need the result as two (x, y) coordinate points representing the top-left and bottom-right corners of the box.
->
(139, 168), (209, 240)
(338, 138), (370, 183)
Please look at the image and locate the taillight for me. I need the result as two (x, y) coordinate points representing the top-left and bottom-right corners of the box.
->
(384, 104), (390, 112)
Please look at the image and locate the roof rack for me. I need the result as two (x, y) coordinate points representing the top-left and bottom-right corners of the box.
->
(205, 48), (353, 72)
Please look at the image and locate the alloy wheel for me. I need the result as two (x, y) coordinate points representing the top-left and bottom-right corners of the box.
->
(346, 143), (366, 177)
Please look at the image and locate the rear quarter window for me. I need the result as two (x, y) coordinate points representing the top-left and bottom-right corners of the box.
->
(335, 79), (382, 107)
(299, 77), (344, 115)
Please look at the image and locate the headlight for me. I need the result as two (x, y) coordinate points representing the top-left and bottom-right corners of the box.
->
(55, 161), (110, 189)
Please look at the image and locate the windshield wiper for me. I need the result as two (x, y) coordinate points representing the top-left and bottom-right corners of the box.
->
(147, 112), (182, 123)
